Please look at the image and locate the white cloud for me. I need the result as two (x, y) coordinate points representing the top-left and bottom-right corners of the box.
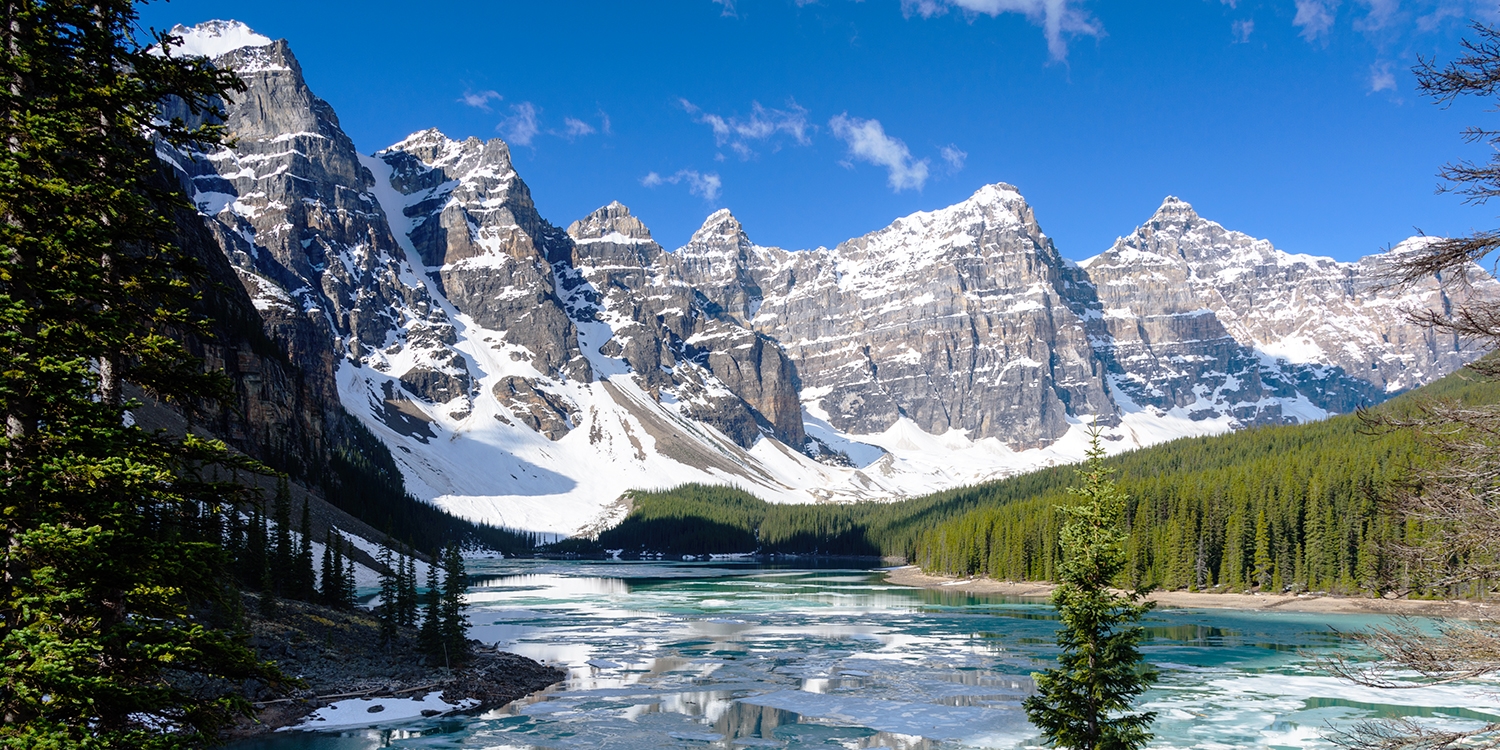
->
(901, 0), (1102, 61)
(940, 144), (967, 172)
(681, 99), (811, 159)
(499, 102), (540, 147)
(459, 90), (502, 111)
(1233, 18), (1254, 43)
(641, 169), (723, 202)
(1369, 60), (1397, 91)
(599, 110), (613, 136)
(1355, 0), (1400, 31)
(1293, 0), (1340, 42)
(829, 114), (930, 191)
(712, 0), (736, 17)
(1414, 1), (1493, 31)
(561, 117), (596, 139)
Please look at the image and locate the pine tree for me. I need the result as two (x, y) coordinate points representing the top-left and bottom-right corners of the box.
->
(331, 533), (344, 606)
(419, 550), (444, 663)
(396, 551), (418, 627)
(1252, 509), (1273, 590)
(297, 496), (316, 600)
(320, 529), (339, 606)
(378, 541), (399, 645)
(439, 543), (471, 664)
(1023, 429), (1158, 750)
(342, 542), (358, 608)
(0, 4), (276, 746)
(246, 503), (269, 591)
(272, 476), (293, 595)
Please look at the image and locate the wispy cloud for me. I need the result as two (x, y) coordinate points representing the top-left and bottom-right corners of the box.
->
(1293, 0), (1340, 42)
(829, 114), (930, 191)
(940, 144), (967, 173)
(561, 117), (596, 140)
(642, 169), (723, 202)
(499, 102), (540, 147)
(711, 0), (736, 17)
(1354, 0), (1400, 31)
(1232, 18), (1254, 43)
(459, 90), (502, 112)
(681, 99), (812, 159)
(901, 0), (1101, 61)
(1369, 60), (1397, 92)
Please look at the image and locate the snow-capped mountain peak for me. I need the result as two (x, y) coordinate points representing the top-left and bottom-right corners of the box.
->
(162, 20), (272, 59)
(160, 26), (1500, 537)
(688, 208), (749, 246)
(568, 202), (654, 244)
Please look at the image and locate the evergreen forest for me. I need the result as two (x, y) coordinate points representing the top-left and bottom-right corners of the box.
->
(584, 363), (1500, 598)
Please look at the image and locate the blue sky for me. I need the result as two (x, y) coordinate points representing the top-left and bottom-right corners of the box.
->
(140, 1), (1500, 262)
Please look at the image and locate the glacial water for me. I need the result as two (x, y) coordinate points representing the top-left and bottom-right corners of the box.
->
(235, 560), (1500, 750)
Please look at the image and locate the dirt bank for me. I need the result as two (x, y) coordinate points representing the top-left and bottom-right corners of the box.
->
(225, 594), (564, 739)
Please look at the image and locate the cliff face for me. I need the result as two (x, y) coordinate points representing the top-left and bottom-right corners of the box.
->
(158, 20), (1500, 536)
(1083, 198), (1471, 426)
(374, 131), (590, 390)
(676, 184), (1111, 450)
(563, 202), (805, 448)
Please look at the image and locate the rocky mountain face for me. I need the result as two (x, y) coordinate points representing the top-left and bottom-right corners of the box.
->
(677, 185), (1111, 450)
(162, 20), (1500, 536)
(1079, 197), (1462, 427)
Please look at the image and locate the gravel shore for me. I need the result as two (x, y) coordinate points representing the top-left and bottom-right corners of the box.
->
(884, 566), (1497, 619)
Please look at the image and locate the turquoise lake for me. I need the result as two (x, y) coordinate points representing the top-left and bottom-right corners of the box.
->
(233, 560), (1500, 750)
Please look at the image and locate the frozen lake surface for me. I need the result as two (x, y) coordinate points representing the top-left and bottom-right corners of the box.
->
(233, 559), (1500, 750)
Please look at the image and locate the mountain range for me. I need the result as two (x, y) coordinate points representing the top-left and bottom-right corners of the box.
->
(157, 20), (1498, 537)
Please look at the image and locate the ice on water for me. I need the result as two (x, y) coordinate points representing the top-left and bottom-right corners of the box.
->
(234, 561), (1500, 750)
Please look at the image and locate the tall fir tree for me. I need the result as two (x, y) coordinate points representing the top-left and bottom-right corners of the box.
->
(342, 542), (357, 609)
(419, 550), (443, 663)
(297, 496), (315, 600)
(1252, 509), (1273, 590)
(245, 503), (268, 591)
(396, 551), (418, 627)
(271, 477), (293, 595)
(377, 542), (398, 645)
(0, 3), (280, 747)
(1023, 429), (1158, 750)
(439, 544), (470, 664)
(320, 529), (338, 606)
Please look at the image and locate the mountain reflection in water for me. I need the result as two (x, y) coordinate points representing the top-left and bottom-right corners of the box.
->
(231, 560), (1499, 750)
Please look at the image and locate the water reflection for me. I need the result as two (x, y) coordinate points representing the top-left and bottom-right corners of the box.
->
(237, 560), (1498, 750)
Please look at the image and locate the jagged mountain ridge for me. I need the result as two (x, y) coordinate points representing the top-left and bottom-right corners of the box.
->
(161, 20), (1499, 536)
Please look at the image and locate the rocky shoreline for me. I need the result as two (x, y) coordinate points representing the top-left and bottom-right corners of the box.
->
(885, 566), (1497, 619)
(225, 594), (564, 739)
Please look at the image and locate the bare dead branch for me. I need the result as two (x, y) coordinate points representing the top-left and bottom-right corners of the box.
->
(1329, 717), (1500, 750)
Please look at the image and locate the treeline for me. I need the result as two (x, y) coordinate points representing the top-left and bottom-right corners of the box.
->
(225, 477), (475, 661)
(221, 477), (397, 612)
(589, 483), (972, 557)
(914, 367), (1500, 596)
(375, 543), (471, 664)
(588, 367), (1500, 597)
